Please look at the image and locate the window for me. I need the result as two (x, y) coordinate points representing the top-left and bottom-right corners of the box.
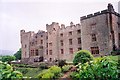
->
(46, 49), (48, 55)
(50, 58), (52, 62)
(69, 31), (72, 35)
(49, 50), (52, 55)
(41, 40), (43, 44)
(78, 38), (81, 44)
(91, 47), (99, 54)
(25, 44), (27, 48)
(119, 33), (120, 41)
(53, 28), (56, 31)
(60, 33), (63, 37)
(32, 50), (35, 56)
(77, 29), (81, 34)
(31, 42), (34, 46)
(39, 46), (43, 49)
(78, 47), (82, 51)
(61, 49), (64, 54)
(41, 35), (43, 37)
(49, 32), (51, 35)
(69, 48), (73, 54)
(46, 43), (48, 48)
(117, 22), (120, 26)
(35, 35), (37, 38)
(91, 34), (97, 41)
(31, 50), (35, 56)
(69, 39), (72, 45)
(49, 43), (52, 46)
(60, 40), (64, 46)
(35, 49), (39, 56)
(46, 36), (48, 39)
(30, 50), (32, 56)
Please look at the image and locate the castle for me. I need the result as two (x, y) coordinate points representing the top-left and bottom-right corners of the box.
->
(20, 4), (120, 63)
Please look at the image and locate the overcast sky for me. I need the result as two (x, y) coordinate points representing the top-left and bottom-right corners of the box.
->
(0, 0), (119, 53)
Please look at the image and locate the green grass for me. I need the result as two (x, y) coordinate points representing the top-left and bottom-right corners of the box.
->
(95, 55), (120, 61)
(24, 68), (42, 77)
(107, 55), (119, 61)
(16, 67), (43, 78)
(15, 55), (120, 78)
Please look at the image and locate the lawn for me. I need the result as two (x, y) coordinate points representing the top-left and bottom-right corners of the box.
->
(94, 55), (120, 61)
(16, 67), (44, 78)
(14, 55), (120, 78)
(107, 55), (120, 61)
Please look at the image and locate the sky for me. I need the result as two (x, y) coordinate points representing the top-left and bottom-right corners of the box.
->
(0, 0), (119, 53)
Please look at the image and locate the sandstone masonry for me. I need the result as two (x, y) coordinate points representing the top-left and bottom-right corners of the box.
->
(20, 4), (120, 63)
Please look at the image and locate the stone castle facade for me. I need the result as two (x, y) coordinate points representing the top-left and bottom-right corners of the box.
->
(20, 4), (120, 63)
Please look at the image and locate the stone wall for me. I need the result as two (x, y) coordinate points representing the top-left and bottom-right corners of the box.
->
(81, 14), (110, 56)
(21, 4), (120, 64)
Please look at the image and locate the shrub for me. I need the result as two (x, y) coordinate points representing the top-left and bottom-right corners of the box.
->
(71, 56), (118, 79)
(16, 68), (28, 74)
(70, 72), (79, 80)
(49, 65), (61, 74)
(42, 71), (54, 79)
(37, 65), (62, 79)
(37, 70), (48, 79)
(73, 50), (93, 65)
(39, 63), (48, 69)
(0, 61), (23, 80)
(62, 65), (72, 73)
(58, 60), (66, 68)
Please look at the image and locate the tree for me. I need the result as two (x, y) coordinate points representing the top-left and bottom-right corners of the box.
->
(73, 50), (93, 65)
(1, 55), (16, 62)
(14, 48), (21, 60)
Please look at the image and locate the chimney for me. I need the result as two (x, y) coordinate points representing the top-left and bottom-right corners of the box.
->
(107, 3), (114, 12)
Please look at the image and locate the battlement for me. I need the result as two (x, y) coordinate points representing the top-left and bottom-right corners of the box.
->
(80, 3), (120, 20)
(80, 9), (109, 20)
(20, 29), (25, 33)
(80, 10), (120, 20)
(46, 22), (59, 27)
(59, 22), (81, 31)
(46, 22), (80, 31)
(37, 30), (46, 34)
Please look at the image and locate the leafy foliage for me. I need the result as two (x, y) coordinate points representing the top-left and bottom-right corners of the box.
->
(70, 72), (79, 80)
(1, 55), (16, 62)
(58, 60), (66, 68)
(62, 65), (72, 73)
(0, 61), (23, 80)
(14, 48), (21, 60)
(49, 65), (61, 74)
(73, 50), (93, 65)
(37, 70), (48, 79)
(42, 70), (54, 79)
(71, 56), (118, 79)
(37, 65), (62, 79)
(16, 68), (28, 74)
(39, 62), (48, 69)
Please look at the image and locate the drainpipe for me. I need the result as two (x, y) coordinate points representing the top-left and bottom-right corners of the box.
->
(108, 3), (116, 51)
